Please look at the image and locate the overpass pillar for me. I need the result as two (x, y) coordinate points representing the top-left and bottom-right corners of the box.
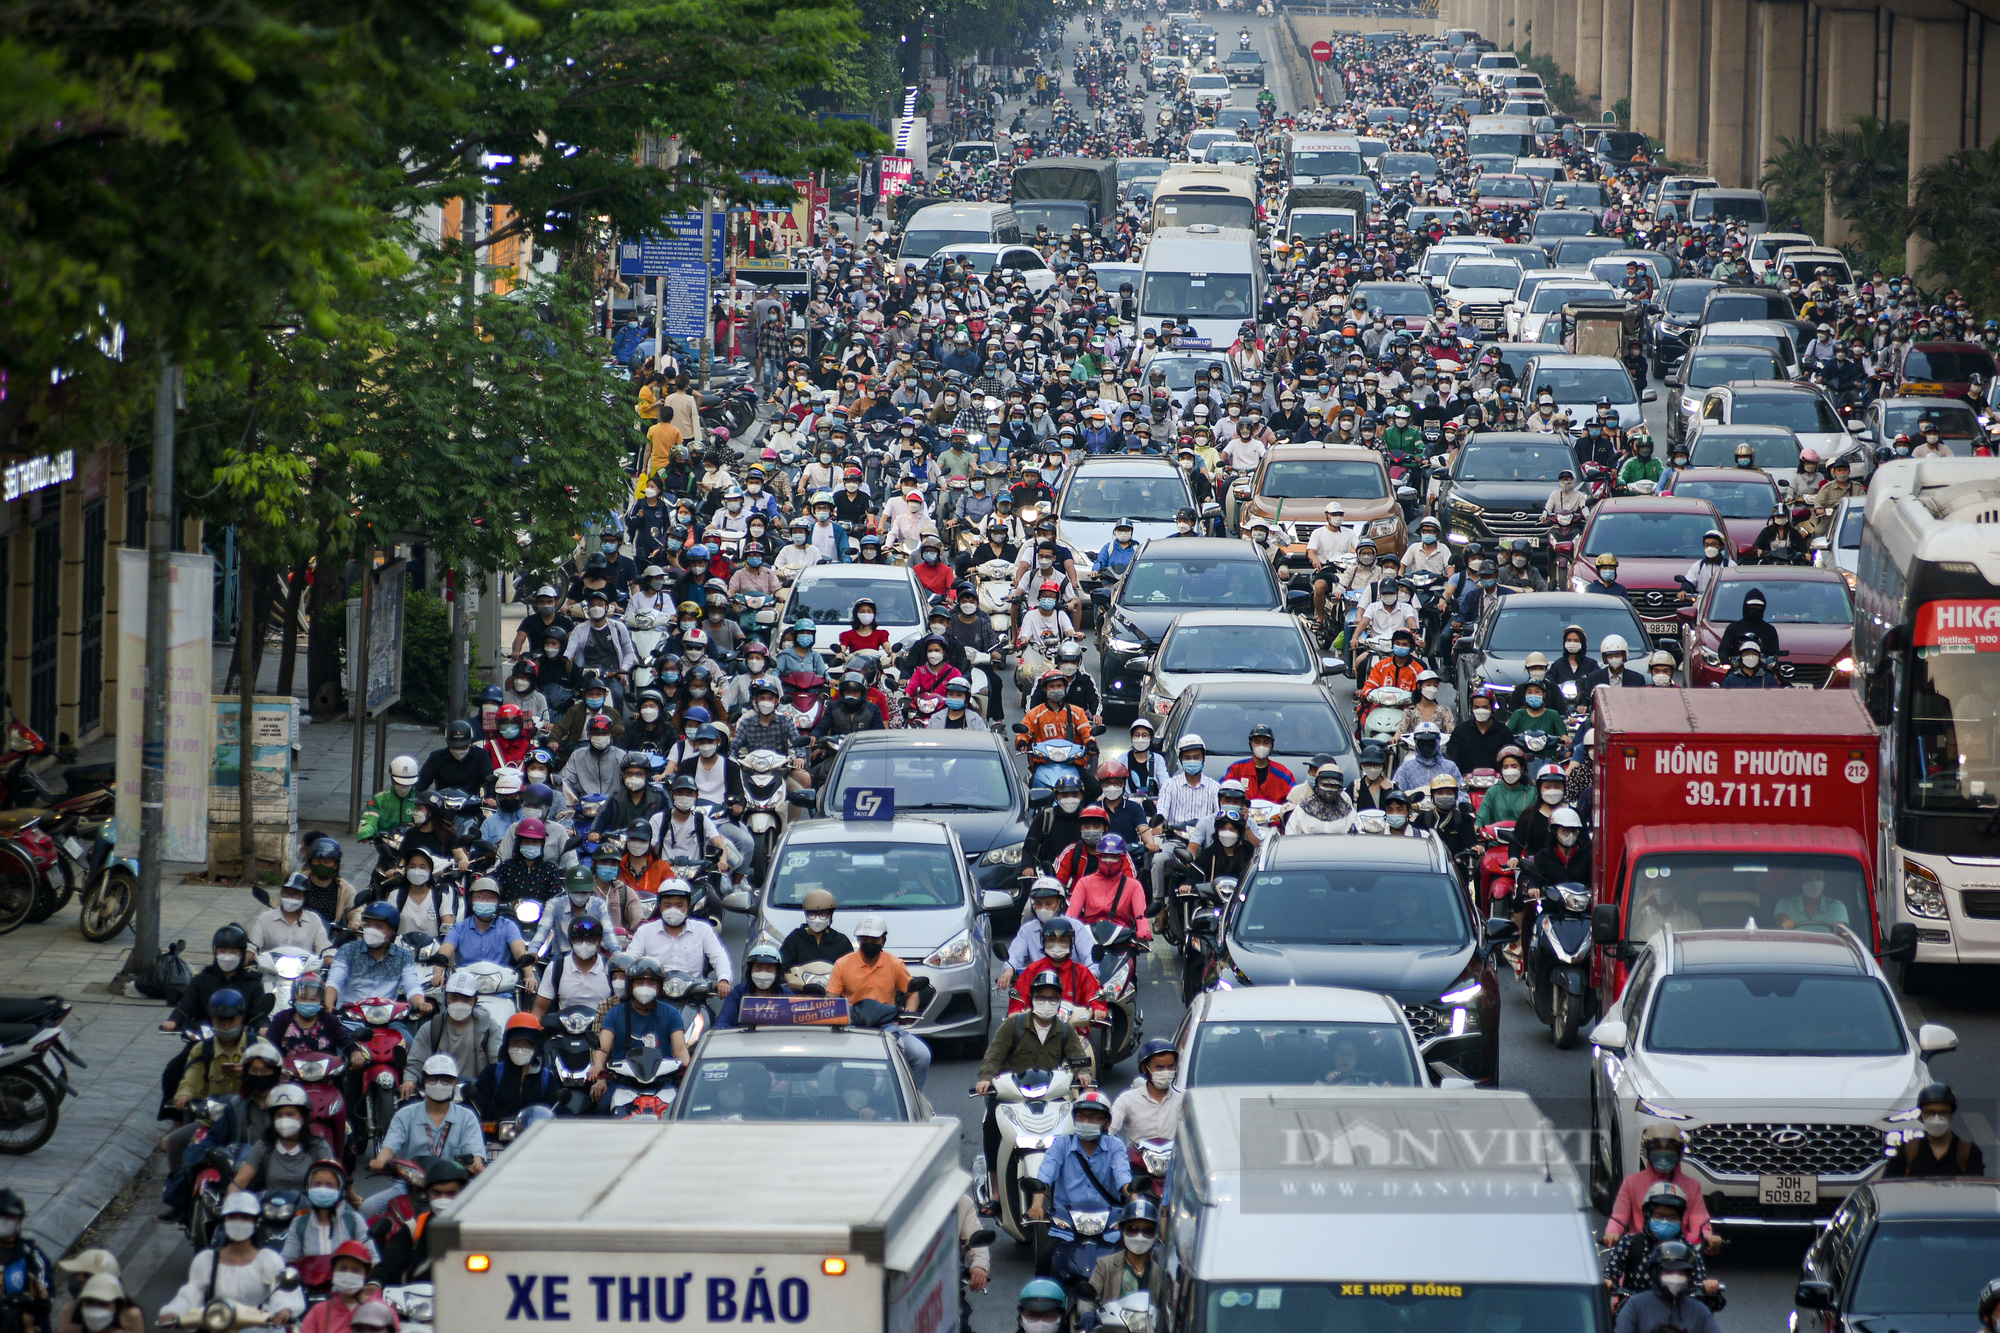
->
(1552, 0), (1576, 79)
(1820, 6), (1877, 246)
(1754, 0), (1806, 192)
(1576, 0), (1603, 100)
(1708, 0), (1752, 186)
(1905, 16), (1966, 277)
(1630, 0), (1665, 136)
(1664, 0), (1705, 164)
(1602, 0), (1632, 121)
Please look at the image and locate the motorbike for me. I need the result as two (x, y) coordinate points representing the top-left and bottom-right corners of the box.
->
(1127, 1136), (1173, 1202)
(1356, 686), (1412, 759)
(1237, 27), (1250, 47)
(607, 1045), (683, 1119)
(0, 994), (80, 1154)
(1182, 881), (1232, 1002)
(179, 1095), (241, 1245)
(540, 1006), (599, 1116)
(1524, 879), (1596, 1048)
(283, 1051), (350, 1167)
(627, 612), (667, 691)
(1476, 824), (1518, 920)
(1547, 511), (1583, 585)
(0, 809), (65, 933)
(781, 671), (829, 732)
(382, 1283), (436, 1333)
(459, 958), (524, 1025)
(731, 589), (780, 639)
(1087, 921), (1143, 1073)
(660, 970), (719, 1046)
(254, 939), (322, 1019)
(976, 1067), (1079, 1245)
(160, 1280), (308, 1333)
(1021, 734), (1091, 789)
(974, 558), (1018, 634)
(736, 749), (792, 885)
(1463, 768), (1499, 813)
(340, 999), (411, 1156)
(666, 847), (728, 928)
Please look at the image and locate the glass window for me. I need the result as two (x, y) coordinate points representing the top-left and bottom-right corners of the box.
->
(1644, 973), (1905, 1056)
(1906, 629), (2000, 812)
(767, 841), (964, 909)
(1850, 1221), (2000, 1314)
(1259, 459), (1390, 500)
(1671, 478), (1778, 519)
(1683, 351), (1783, 389)
(1700, 330), (1792, 365)
(1554, 239), (1625, 266)
(1880, 403), (1980, 442)
(1687, 430), (1800, 471)
(1664, 283), (1717, 315)
(1487, 602), (1648, 652)
(1530, 365), (1637, 404)
(1456, 441), (1577, 481)
(1533, 211), (1596, 235)
(1380, 153), (1439, 179)
(1354, 284), (1433, 316)
(1899, 349), (1998, 382)
(1707, 578), (1853, 624)
(1198, 1282), (1605, 1333)
(1579, 511), (1717, 559)
(1290, 150), (1364, 178)
(1705, 293), (1792, 324)
(1481, 177), (1540, 200)
(901, 229), (992, 259)
(1146, 356), (1232, 391)
(790, 575), (921, 625)
(1187, 1021), (1419, 1087)
(829, 749), (1014, 813)
(1061, 473), (1193, 521)
(1159, 624), (1310, 674)
(1624, 853), (1871, 942)
(1835, 504), (1864, 550)
(1448, 262), (1524, 290)
(677, 1056), (906, 1122)
(1689, 194), (1767, 223)
(1528, 286), (1612, 315)
(1141, 270), (1258, 317)
(1546, 182), (1606, 208)
(1206, 143), (1256, 165)
(1177, 699), (1352, 755)
(1152, 197), (1257, 229)
(1120, 557), (1281, 609)
(1289, 212), (1357, 241)
(1234, 869), (1469, 945)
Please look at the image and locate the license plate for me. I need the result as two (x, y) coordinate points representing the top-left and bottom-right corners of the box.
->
(1759, 1173), (1817, 1205)
(1643, 620), (1679, 636)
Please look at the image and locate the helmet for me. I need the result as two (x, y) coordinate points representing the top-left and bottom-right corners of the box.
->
(1051, 771), (1082, 794)
(213, 923), (249, 952)
(423, 1159), (471, 1190)
(1096, 760), (1129, 781)
(1122, 1197), (1162, 1228)
(1042, 915), (1076, 939)
(1639, 1122), (1687, 1148)
(1018, 1279), (1068, 1314)
(361, 900), (401, 929)
(446, 719), (475, 745)
(1135, 1038), (1176, 1072)
(1028, 877), (1065, 902)
(1600, 634), (1628, 656)
(1980, 1278), (2000, 1327)
(1916, 1081), (1957, 1109)
(746, 942), (783, 967)
(1027, 967), (1064, 993)
(389, 755), (420, 784)
(268, 1082), (310, 1110)
(1097, 834), (1127, 858)
(1248, 722), (1275, 744)
(1641, 1182), (1689, 1216)
(1073, 1089), (1114, 1121)
(1550, 807), (1583, 829)
(1535, 763), (1566, 785)
(207, 988), (246, 1019)
(1651, 1241), (1696, 1276)
(802, 888), (837, 914)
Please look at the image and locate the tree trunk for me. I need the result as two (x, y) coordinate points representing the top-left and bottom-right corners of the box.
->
(274, 557), (310, 698)
(306, 538), (351, 718)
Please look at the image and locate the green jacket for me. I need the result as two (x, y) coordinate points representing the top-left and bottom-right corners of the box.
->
(1475, 777), (1537, 830)
(1617, 456), (1664, 488)
(357, 786), (418, 841)
(1381, 425), (1424, 457)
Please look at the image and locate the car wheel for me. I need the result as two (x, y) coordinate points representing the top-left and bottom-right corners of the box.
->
(1588, 1082), (1617, 1215)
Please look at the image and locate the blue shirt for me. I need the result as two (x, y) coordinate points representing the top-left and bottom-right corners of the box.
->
(1093, 541), (1139, 575)
(600, 1001), (685, 1057)
(326, 941), (424, 1006)
(378, 1099), (486, 1162)
(445, 915), (524, 966)
(1037, 1133), (1132, 1227)
(481, 808), (523, 846)
(1005, 915), (1099, 973)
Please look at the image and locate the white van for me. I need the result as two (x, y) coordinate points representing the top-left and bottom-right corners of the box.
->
(1475, 51), (1520, 81)
(896, 202), (1022, 261)
(1138, 224), (1263, 347)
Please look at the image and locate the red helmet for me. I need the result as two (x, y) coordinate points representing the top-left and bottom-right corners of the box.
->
(1073, 1089), (1114, 1120)
(586, 713), (616, 735)
(496, 703), (525, 724)
(1038, 580), (1062, 596)
(1095, 760), (1129, 781)
(1079, 805), (1109, 823)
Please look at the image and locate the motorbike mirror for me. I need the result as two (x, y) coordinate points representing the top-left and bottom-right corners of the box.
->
(1395, 484), (1418, 500)
(252, 886), (273, 908)
(787, 788), (818, 807)
(1011, 722), (1031, 736)
(1482, 916), (1518, 943)
(1028, 788), (1055, 808)
(722, 889), (755, 913)
(1200, 501), (1223, 519)
(980, 888), (1014, 913)
(1188, 911), (1220, 938)
(1591, 901), (1621, 945)
(1811, 536), (1831, 551)
(968, 1228), (998, 1249)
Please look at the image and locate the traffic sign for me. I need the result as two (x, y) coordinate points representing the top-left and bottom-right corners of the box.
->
(616, 211), (724, 280)
(1311, 40), (1333, 62)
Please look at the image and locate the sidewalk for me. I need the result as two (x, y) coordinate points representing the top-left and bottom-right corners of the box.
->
(4, 645), (439, 1258)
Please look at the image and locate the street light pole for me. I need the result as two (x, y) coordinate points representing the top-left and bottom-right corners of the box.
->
(126, 357), (176, 981)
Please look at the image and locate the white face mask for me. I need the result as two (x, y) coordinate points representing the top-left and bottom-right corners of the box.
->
(331, 1271), (367, 1296)
(1058, 796), (1081, 814)
(1251, 743), (1272, 759)
(806, 913), (832, 933)
(215, 951), (243, 972)
(661, 907), (688, 927)
(1023, 1318), (1062, 1333)
(632, 984), (659, 1005)
(447, 1001), (474, 1022)
(1031, 998), (1061, 1021)
(1124, 1233), (1156, 1256)
(362, 927), (389, 948)
(640, 706), (660, 722)
(756, 698), (777, 715)
(1045, 941), (1072, 960)
(1659, 1275), (1689, 1298)
(625, 775), (648, 792)
(674, 794), (696, 813)
(81, 1307), (116, 1332)
(274, 1115), (303, 1138)
(590, 734), (612, 751)
(1421, 684), (1439, 700)
(508, 1045), (534, 1067)
(573, 941), (598, 962)
(224, 1219), (258, 1243)
(1149, 1067), (1175, 1090)
(1922, 1113), (1952, 1137)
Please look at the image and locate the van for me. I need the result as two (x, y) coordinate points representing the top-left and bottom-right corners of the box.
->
(1465, 113), (1536, 158)
(1685, 187), (1770, 235)
(1474, 51), (1520, 80)
(896, 202), (1021, 260)
(1282, 133), (1365, 183)
(1771, 244), (1856, 296)
(1159, 1088), (1603, 1333)
(1149, 165), (1258, 232)
(1138, 224), (1262, 346)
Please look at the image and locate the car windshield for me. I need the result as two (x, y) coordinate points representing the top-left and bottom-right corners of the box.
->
(1706, 293), (1790, 323)
(1061, 473), (1192, 521)
(1491, 245), (1549, 270)
(1546, 182), (1605, 208)
(1683, 350), (1783, 390)
(1187, 1021), (1419, 1087)
(1664, 282), (1717, 315)
(1197, 1284), (1605, 1333)
(1534, 212), (1595, 236)
(1851, 1220), (2000, 1315)
(1207, 143), (1256, 164)
(1177, 698), (1352, 756)
(1624, 853), (1870, 941)
(1900, 348), (1997, 382)
(1488, 602), (1647, 652)
(1702, 330), (1790, 364)
(1235, 867), (1468, 944)
(1528, 285), (1610, 314)
(1689, 194), (1767, 223)
(1580, 511), (1716, 558)
(1121, 556), (1280, 608)
(1226, 51), (1259, 63)
(1141, 271), (1257, 318)
(1449, 262), (1523, 290)
(1881, 403), (1980, 441)
(1354, 284), (1433, 316)
(938, 250), (1000, 274)
(1728, 393), (1839, 434)
(676, 1056), (906, 1122)
(901, 229), (992, 260)
(1118, 159), (1166, 183)
(1905, 627), (2000, 813)
(1532, 365), (1635, 404)
(791, 575), (920, 625)
(1290, 211), (1356, 240)
(829, 748), (1014, 812)
(1457, 440), (1576, 481)
(1147, 356), (1231, 391)
(1645, 973), (1904, 1056)
(1481, 177), (1538, 200)
(1152, 195), (1256, 229)
(1260, 459), (1390, 500)
(767, 840), (963, 909)
(1708, 578), (1852, 623)
(1836, 504), (1864, 549)
(1290, 150), (1364, 178)
(1159, 624), (1310, 674)
(1688, 431), (1800, 471)
(1013, 202), (1088, 232)
(1671, 477), (1776, 519)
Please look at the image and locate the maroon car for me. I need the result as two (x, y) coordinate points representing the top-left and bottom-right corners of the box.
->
(1897, 341), (1998, 402)
(1660, 466), (1781, 557)
(1684, 565), (1856, 688)
(1575, 494), (1729, 648)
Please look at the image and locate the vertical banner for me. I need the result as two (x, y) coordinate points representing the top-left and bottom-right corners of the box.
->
(115, 549), (214, 861)
(881, 156), (914, 197)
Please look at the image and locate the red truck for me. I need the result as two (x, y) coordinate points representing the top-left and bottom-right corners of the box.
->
(1585, 688), (1882, 1015)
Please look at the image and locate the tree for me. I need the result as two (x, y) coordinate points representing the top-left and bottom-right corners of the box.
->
(1817, 115), (1909, 276)
(1910, 138), (2000, 315)
(1758, 136), (1825, 238)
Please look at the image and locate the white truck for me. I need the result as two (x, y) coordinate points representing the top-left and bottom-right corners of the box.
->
(431, 1121), (971, 1333)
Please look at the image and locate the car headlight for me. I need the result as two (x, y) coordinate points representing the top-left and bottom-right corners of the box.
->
(1903, 861), (1947, 919)
(1636, 1097), (1693, 1121)
(1835, 656), (1855, 673)
(1885, 1104), (1924, 1123)
(981, 841), (1025, 867)
(926, 931), (976, 968)
(1368, 516), (1400, 537)
(1449, 495), (1479, 512)
(1108, 636), (1144, 654)
(1439, 981), (1483, 1005)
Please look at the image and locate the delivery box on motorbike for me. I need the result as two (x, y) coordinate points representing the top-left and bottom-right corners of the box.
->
(429, 1120), (968, 1333)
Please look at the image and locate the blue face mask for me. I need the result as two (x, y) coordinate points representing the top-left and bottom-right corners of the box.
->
(1648, 1150), (1681, 1174)
(294, 1001), (322, 1020)
(1386, 813), (1408, 829)
(519, 844), (543, 861)
(307, 1186), (341, 1210)
(797, 634), (815, 648)
(947, 696), (967, 711)
(595, 863), (619, 882)
(747, 556), (763, 568)
(1181, 757), (1204, 776)
(1646, 1217), (1682, 1240)
(1392, 644), (1411, 659)
(1039, 598), (1057, 612)
(473, 901), (498, 920)
(1525, 693), (1544, 709)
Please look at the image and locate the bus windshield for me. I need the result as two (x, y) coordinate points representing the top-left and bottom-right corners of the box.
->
(1152, 195), (1256, 229)
(1907, 610), (2000, 813)
(1141, 271), (1258, 318)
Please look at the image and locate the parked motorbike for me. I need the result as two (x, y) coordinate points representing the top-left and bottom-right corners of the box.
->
(0, 994), (80, 1154)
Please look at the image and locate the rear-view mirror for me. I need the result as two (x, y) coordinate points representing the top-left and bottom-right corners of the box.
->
(1592, 901), (1621, 945)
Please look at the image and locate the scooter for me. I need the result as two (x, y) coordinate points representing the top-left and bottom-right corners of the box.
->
(732, 589), (779, 639)
(1524, 879), (1596, 1048)
(0, 993), (80, 1154)
(1022, 735), (1090, 789)
(974, 558), (1018, 635)
(977, 1067), (1079, 1245)
(381, 1283), (436, 1333)
(1476, 824), (1518, 919)
(607, 1045), (683, 1119)
(781, 671), (828, 732)
(457, 959), (523, 1025)
(540, 1006), (599, 1116)
(341, 999), (411, 1157)
(255, 942), (321, 1019)
(736, 749), (792, 885)
(1088, 921), (1144, 1073)
(1127, 1136), (1173, 1202)
(627, 613), (667, 690)
(1357, 686), (1412, 760)
(660, 971), (719, 1046)
(283, 1052), (350, 1167)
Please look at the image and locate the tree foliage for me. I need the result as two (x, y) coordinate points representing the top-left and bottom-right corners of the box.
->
(1758, 135), (1826, 237)
(1910, 138), (2000, 315)
(1817, 115), (1909, 276)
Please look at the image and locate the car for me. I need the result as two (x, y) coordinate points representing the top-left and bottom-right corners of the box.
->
(1699, 284), (1802, 340)
(1792, 1180), (2000, 1333)
(1769, 244), (1855, 296)
(1154, 679), (1358, 792)
(1863, 396), (1983, 460)
(1436, 431), (1580, 556)
(1201, 140), (1256, 167)
(1469, 152), (1519, 175)
(1141, 350), (1236, 396)
(1087, 261), (1143, 299)
(1213, 107), (1260, 132)
(1350, 280), (1439, 336)
(1646, 174), (1720, 221)
(1684, 423), (1804, 490)
(671, 1025), (935, 1121)
(812, 730), (1035, 902)
(1493, 71), (1546, 95)
(1486, 241), (1551, 272)
(1665, 343), (1789, 445)
(1196, 833), (1503, 1084)
(1815, 495), (1864, 589)
(780, 564), (928, 654)
(1455, 591), (1657, 708)
(1531, 211), (1605, 256)
(1440, 256), (1525, 336)
(1519, 352), (1654, 431)
(1684, 566), (1856, 688)
(1144, 55), (1182, 89)
(1895, 341), (1999, 399)
(1509, 278), (1613, 343)
(1550, 236), (1629, 272)
(1116, 157), (1168, 196)
(1378, 149), (1438, 180)
(1244, 443), (1408, 568)
(1055, 454), (1197, 567)
(1574, 495), (1729, 646)
(1222, 49), (1264, 84)
(1171, 986), (1438, 1090)
(927, 243), (1058, 295)
(1689, 380), (1856, 469)
(753, 816), (1005, 1052)
(1133, 609), (1343, 720)
(1692, 318), (1801, 378)
(1660, 465), (1783, 556)
(1541, 179), (1607, 217)
(1586, 254), (1670, 291)
(1188, 71), (1230, 106)
(1684, 186), (1770, 234)
(1586, 927), (1959, 1228)
(1603, 245), (1681, 280)
(1092, 537), (1286, 714)
(1418, 238), (1501, 290)
(1648, 277), (1724, 377)
(1469, 172), (1542, 217)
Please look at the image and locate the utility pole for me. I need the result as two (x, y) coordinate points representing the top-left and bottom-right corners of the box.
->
(449, 173), (479, 721)
(700, 205), (714, 391)
(126, 358), (175, 981)
(348, 549), (373, 829)
(237, 536), (256, 887)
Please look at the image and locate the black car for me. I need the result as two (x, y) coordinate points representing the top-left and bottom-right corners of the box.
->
(1649, 277), (1722, 378)
(1195, 833), (1506, 1083)
(1156, 680), (1360, 791)
(1437, 432), (1580, 557)
(1092, 537), (1287, 717)
(1698, 283), (1811, 350)
(1223, 50), (1264, 85)
(1794, 1180), (2000, 1333)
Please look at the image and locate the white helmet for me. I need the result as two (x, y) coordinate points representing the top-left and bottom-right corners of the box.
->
(1550, 806), (1583, 829)
(267, 1082), (311, 1110)
(422, 1053), (461, 1080)
(390, 754), (420, 785)
(1599, 634), (1628, 656)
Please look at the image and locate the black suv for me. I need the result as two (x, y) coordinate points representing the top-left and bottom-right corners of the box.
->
(1091, 538), (1287, 718)
(1194, 833), (1507, 1083)
(1794, 1180), (2000, 1333)
(1437, 432), (1580, 556)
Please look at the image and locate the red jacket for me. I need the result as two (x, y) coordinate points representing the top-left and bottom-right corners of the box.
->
(1005, 956), (1105, 1018)
(485, 734), (533, 772)
(1069, 867), (1151, 941)
(915, 560), (956, 597)
(1222, 759), (1296, 803)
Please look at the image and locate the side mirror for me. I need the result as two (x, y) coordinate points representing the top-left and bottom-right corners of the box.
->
(1125, 656), (1153, 674)
(1846, 418), (1865, 433)
(1587, 1018), (1628, 1050)
(1201, 501), (1223, 519)
(1189, 911), (1220, 938)
(1011, 722), (1031, 736)
(252, 886), (273, 908)
(1592, 901), (1622, 945)
(1028, 788), (1054, 808)
(722, 888), (755, 913)
(1662, 374), (1681, 388)
(1320, 655), (1348, 676)
(1091, 586), (1114, 604)
(1396, 484), (1418, 501)
(787, 787), (818, 807)
(1855, 427), (1876, 443)
(1640, 389), (1657, 403)
(1884, 921), (1918, 962)
(1918, 1022), (1959, 1054)
(980, 889), (1014, 913)
(1213, 877), (1239, 900)
(1811, 536), (1831, 551)
(1483, 916), (1518, 943)
(1793, 1282), (1835, 1312)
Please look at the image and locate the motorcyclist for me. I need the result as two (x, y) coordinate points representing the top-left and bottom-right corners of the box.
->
(356, 753), (421, 845)
(1087, 1198), (1161, 1309)
(158, 1193), (287, 1324)
(1679, 528), (1732, 601)
(1603, 1123), (1715, 1249)
(1585, 551), (1631, 601)
(1587, 635), (1647, 689)
(1525, 806), (1591, 892)
(1221, 723), (1295, 802)
(1616, 433), (1663, 493)
(1603, 1185), (1720, 1306)
(588, 957), (692, 1104)
(1285, 760), (1356, 835)
(1109, 1038), (1182, 1146)
(1068, 835), (1152, 943)
(1718, 589), (1781, 673)
(472, 1013), (560, 1120)
(324, 902), (431, 1016)
(1122, 717), (1170, 803)
(367, 1158), (465, 1285)
(1027, 1089), (1133, 1278)
(1718, 639), (1784, 688)
(1349, 741), (1394, 812)
(1612, 1243), (1720, 1333)
(368, 1052), (485, 1175)
(1002, 917), (1104, 1023)
(1013, 1279), (1069, 1333)
(1545, 623), (1598, 694)
(162, 923), (268, 1032)
(975, 969), (1095, 1206)
(717, 943), (794, 1027)
(530, 914), (614, 1015)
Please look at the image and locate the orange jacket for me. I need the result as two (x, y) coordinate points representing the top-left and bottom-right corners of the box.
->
(1361, 657), (1423, 698)
(1018, 703), (1093, 748)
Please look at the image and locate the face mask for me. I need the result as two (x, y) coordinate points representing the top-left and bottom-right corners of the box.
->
(797, 634), (815, 647)
(1075, 1121), (1104, 1143)
(1556, 829), (1579, 848)
(661, 906), (688, 927)
(328, 1269), (369, 1298)
(216, 950), (243, 973)
(750, 967), (779, 991)
(1038, 598), (1057, 613)
(591, 734), (611, 751)
(1045, 939), (1073, 961)
(1525, 693), (1543, 709)
(1647, 1218), (1682, 1240)
(80, 1309), (116, 1333)
(632, 984), (660, 1005)
(927, 650), (945, 666)
(1742, 653), (1761, 671)
(1124, 1232), (1156, 1256)
(595, 864), (618, 882)
(859, 939), (884, 961)
(362, 927), (389, 948)
(472, 901), (498, 921)
(448, 1000), (476, 1022)
(1648, 1150), (1681, 1174)
(1217, 828), (1240, 846)
(1565, 641), (1583, 656)
(1659, 1275), (1689, 1298)
(1922, 1113), (1952, 1137)
(224, 1219), (258, 1243)
(1181, 757), (1204, 776)
(274, 1115), (303, 1138)
(281, 894), (306, 914)
(806, 914), (832, 934)
(1023, 1318), (1062, 1333)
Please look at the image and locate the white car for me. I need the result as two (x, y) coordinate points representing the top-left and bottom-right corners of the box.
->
(1133, 609), (1339, 718)
(779, 564), (928, 654)
(1173, 985), (1441, 1090)
(1587, 927), (1958, 1229)
(1521, 352), (1654, 431)
(1510, 279), (1615, 343)
(931, 244), (1058, 296)
(1188, 72), (1231, 106)
(1440, 257), (1525, 338)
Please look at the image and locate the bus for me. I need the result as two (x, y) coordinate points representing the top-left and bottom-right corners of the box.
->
(1465, 114), (1538, 159)
(1851, 457), (2000, 990)
(1148, 163), (1258, 232)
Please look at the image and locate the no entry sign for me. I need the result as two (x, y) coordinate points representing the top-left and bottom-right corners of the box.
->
(1311, 40), (1333, 61)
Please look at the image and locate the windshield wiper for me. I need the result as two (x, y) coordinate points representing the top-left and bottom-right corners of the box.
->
(908, 802), (1001, 811)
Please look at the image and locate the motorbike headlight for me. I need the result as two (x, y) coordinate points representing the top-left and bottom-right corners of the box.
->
(1834, 656), (1855, 673)
(981, 841), (1025, 867)
(274, 956), (304, 980)
(925, 931), (976, 968)
(1903, 861), (1947, 919)
(662, 975), (690, 999)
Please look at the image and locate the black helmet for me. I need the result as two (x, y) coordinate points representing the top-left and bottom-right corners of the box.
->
(477, 685), (504, 706)
(446, 718), (475, 745)
(1248, 723), (1275, 743)
(424, 1159), (471, 1190)
(1122, 1197), (1162, 1228)
(0, 1188), (23, 1219)
(1027, 967), (1063, 992)
(1917, 1081), (1958, 1109)
(1980, 1277), (2000, 1327)
(1651, 1241), (1696, 1275)
(308, 837), (342, 864)
(213, 923), (249, 953)
(207, 987), (246, 1019)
